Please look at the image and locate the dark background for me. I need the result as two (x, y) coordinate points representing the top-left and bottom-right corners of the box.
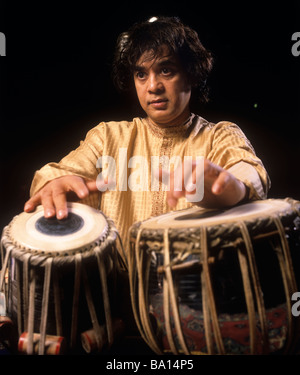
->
(0, 0), (299, 232)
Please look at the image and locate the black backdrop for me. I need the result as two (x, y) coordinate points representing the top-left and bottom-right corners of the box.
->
(0, 1), (299, 232)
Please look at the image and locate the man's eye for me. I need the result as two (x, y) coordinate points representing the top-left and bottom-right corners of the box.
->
(136, 71), (146, 79)
(161, 68), (172, 75)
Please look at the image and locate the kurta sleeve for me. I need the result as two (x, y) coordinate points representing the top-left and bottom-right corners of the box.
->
(206, 121), (271, 200)
(30, 124), (105, 197)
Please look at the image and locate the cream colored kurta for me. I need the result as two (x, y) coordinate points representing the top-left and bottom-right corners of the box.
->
(30, 115), (270, 253)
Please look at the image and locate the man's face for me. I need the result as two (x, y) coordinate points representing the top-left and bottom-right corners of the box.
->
(133, 45), (191, 126)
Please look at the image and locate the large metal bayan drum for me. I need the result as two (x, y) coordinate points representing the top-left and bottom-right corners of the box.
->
(0, 202), (122, 355)
(128, 198), (300, 355)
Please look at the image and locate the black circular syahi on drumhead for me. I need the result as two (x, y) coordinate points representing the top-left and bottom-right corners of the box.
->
(35, 212), (84, 236)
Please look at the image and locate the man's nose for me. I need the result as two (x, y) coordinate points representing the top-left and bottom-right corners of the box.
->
(148, 73), (164, 93)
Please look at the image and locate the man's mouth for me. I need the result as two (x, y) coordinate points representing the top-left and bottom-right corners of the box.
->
(148, 98), (168, 108)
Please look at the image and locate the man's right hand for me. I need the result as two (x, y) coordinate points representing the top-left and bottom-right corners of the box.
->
(24, 175), (99, 219)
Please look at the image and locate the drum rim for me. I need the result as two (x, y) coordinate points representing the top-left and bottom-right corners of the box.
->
(1, 202), (118, 258)
(131, 198), (300, 232)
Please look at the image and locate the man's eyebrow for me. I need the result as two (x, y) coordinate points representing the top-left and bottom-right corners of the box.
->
(134, 57), (178, 71)
(157, 58), (178, 67)
(133, 64), (145, 71)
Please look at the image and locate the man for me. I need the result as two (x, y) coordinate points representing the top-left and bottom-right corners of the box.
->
(24, 17), (270, 252)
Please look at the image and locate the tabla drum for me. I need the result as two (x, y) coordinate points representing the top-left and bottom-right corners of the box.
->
(128, 198), (300, 355)
(0, 202), (124, 355)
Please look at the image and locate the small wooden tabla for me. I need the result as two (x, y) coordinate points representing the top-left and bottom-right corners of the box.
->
(128, 198), (300, 355)
(0, 202), (123, 355)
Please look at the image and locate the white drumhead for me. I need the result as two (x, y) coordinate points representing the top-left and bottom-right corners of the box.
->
(140, 199), (293, 229)
(9, 203), (108, 254)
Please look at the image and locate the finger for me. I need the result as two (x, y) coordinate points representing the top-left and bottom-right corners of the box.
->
(182, 159), (205, 195)
(153, 167), (172, 186)
(155, 166), (177, 208)
(40, 190), (57, 218)
(50, 178), (89, 219)
(167, 161), (201, 207)
(67, 177), (90, 199)
(167, 195), (179, 208)
(211, 171), (231, 195)
(85, 179), (99, 193)
(50, 187), (70, 219)
(24, 193), (42, 212)
(167, 188), (185, 208)
(204, 159), (222, 181)
(95, 177), (116, 192)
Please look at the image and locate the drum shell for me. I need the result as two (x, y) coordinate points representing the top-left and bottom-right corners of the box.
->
(128, 199), (300, 355)
(5, 249), (116, 339)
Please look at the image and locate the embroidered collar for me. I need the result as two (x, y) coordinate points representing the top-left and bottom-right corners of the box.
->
(143, 113), (196, 138)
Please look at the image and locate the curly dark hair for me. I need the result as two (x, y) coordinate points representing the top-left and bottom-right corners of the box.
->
(112, 16), (213, 103)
